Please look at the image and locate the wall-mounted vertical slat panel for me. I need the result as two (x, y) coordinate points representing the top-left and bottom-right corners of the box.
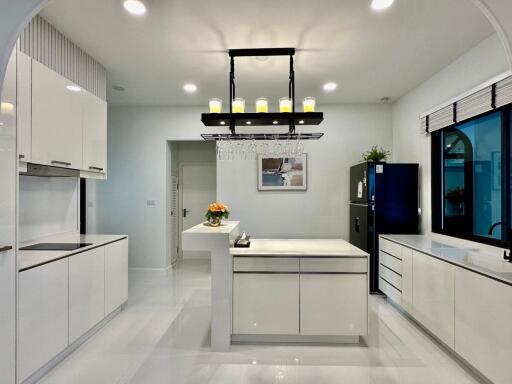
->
(18, 15), (106, 100)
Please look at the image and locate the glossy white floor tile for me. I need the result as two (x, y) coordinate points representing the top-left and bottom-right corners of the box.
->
(38, 259), (485, 384)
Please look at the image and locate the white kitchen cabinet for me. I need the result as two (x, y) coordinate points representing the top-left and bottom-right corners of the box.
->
(82, 90), (107, 174)
(400, 247), (413, 314)
(300, 274), (367, 336)
(233, 273), (299, 335)
(69, 247), (105, 343)
(412, 250), (455, 349)
(455, 268), (512, 384)
(18, 259), (69, 383)
(105, 239), (129, 314)
(32, 59), (82, 169)
(17, 50), (32, 162)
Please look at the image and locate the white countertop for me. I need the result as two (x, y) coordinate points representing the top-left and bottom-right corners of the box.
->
(230, 239), (368, 257)
(18, 233), (127, 272)
(183, 221), (240, 235)
(381, 234), (512, 285)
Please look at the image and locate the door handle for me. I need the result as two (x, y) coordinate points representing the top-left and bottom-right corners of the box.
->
(89, 166), (104, 172)
(0, 245), (13, 253)
(354, 217), (360, 233)
(183, 208), (188, 218)
(51, 160), (72, 167)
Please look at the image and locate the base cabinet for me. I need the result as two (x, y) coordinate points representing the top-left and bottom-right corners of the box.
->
(400, 247), (413, 313)
(233, 273), (299, 335)
(300, 274), (367, 335)
(412, 250), (455, 348)
(18, 259), (69, 383)
(105, 239), (129, 314)
(69, 247), (105, 343)
(455, 268), (512, 384)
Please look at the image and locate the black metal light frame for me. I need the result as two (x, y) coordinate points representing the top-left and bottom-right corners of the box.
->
(201, 47), (324, 141)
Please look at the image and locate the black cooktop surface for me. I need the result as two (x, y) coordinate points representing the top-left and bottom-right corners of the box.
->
(20, 243), (93, 251)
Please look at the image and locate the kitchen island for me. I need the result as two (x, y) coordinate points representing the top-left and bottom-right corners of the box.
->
(182, 222), (369, 351)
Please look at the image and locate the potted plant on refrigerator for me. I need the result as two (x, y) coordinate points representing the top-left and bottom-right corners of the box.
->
(362, 146), (391, 162)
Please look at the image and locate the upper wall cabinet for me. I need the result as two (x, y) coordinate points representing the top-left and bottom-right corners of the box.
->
(32, 60), (83, 170)
(82, 90), (107, 174)
(17, 51), (32, 162)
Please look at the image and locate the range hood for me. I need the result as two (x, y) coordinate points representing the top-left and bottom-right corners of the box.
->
(20, 163), (80, 178)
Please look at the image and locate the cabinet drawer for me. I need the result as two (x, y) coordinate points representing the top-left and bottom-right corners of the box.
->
(233, 257), (299, 272)
(379, 238), (402, 259)
(379, 277), (401, 304)
(379, 251), (402, 274)
(379, 263), (401, 290)
(300, 257), (367, 273)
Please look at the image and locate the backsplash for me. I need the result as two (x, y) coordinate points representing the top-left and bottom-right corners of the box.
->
(19, 176), (79, 243)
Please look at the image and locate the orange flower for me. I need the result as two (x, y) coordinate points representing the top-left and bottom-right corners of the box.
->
(208, 202), (229, 213)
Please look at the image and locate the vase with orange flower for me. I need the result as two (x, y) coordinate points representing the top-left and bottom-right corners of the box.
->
(205, 202), (230, 227)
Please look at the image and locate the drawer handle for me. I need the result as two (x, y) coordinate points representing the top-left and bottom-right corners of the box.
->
(0, 245), (13, 253)
(89, 166), (104, 172)
(51, 160), (71, 167)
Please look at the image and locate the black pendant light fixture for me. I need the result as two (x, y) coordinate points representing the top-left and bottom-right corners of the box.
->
(201, 47), (324, 141)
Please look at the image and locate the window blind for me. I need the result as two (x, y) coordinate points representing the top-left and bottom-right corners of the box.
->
(422, 74), (512, 134)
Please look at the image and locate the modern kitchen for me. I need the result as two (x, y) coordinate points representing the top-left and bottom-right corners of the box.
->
(1, 1), (512, 384)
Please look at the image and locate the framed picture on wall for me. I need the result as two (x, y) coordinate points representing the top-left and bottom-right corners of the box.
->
(257, 154), (307, 191)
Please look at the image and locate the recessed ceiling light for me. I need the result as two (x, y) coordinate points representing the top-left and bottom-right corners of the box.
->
(220, 121), (226, 125)
(112, 85), (125, 91)
(272, 121), (278, 125)
(183, 83), (197, 93)
(323, 82), (337, 91)
(371, 0), (394, 11)
(0, 122), (4, 126)
(66, 85), (81, 92)
(123, 0), (146, 16)
(1, 102), (14, 113)
(299, 120), (305, 124)
(246, 121), (252, 125)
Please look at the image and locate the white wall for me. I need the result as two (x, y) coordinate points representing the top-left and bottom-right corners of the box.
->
(218, 104), (392, 239)
(19, 176), (79, 242)
(391, 34), (509, 248)
(96, 104), (392, 268)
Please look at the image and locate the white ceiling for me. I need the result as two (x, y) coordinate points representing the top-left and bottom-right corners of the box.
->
(40, 0), (495, 107)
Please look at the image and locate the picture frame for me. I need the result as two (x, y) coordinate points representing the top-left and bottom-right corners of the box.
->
(257, 154), (307, 191)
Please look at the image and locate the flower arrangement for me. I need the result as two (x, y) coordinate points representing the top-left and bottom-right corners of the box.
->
(362, 146), (391, 162)
(205, 202), (230, 227)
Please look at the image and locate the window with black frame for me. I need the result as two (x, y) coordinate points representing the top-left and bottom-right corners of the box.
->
(431, 109), (510, 246)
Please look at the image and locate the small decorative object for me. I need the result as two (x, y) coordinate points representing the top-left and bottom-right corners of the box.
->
(279, 97), (292, 113)
(303, 97), (316, 112)
(362, 146), (391, 162)
(255, 97), (269, 113)
(258, 154), (307, 191)
(205, 202), (230, 227)
(232, 97), (245, 113)
(209, 98), (222, 113)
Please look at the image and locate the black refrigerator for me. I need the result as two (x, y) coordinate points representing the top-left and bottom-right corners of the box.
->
(349, 162), (420, 293)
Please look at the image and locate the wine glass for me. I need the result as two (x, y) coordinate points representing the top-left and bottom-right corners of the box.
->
(272, 136), (283, 157)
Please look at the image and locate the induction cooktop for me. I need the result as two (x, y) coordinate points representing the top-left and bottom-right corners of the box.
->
(19, 243), (93, 251)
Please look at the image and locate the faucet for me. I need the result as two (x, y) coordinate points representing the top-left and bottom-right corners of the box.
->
(488, 222), (512, 262)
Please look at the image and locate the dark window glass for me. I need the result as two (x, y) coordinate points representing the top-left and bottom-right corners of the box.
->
(432, 111), (507, 245)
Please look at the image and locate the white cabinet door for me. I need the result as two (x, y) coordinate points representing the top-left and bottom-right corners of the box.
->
(412, 251), (455, 349)
(0, 47), (17, 384)
(69, 247), (105, 343)
(82, 90), (107, 174)
(455, 268), (512, 384)
(233, 273), (299, 335)
(105, 239), (128, 314)
(32, 60), (82, 169)
(400, 247), (413, 314)
(18, 259), (69, 383)
(17, 50), (31, 162)
(300, 274), (367, 336)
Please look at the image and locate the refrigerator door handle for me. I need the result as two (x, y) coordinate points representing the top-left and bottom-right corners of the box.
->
(354, 216), (360, 233)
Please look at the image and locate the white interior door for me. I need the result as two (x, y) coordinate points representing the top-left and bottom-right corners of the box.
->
(170, 175), (179, 264)
(180, 163), (216, 259)
(0, 47), (17, 384)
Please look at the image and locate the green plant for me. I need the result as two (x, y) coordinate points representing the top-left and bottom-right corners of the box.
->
(362, 146), (391, 162)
